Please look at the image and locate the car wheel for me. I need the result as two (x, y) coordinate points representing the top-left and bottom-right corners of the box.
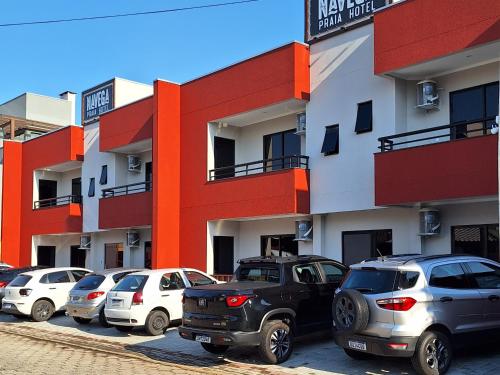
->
(332, 289), (369, 333)
(115, 325), (134, 333)
(201, 343), (229, 354)
(31, 299), (54, 322)
(344, 348), (372, 360)
(258, 320), (294, 364)
(98, 308), (111, 328)
(145, 310), (170, 336)
(73, 317), (92, 325)
(411, 331), (452, 375)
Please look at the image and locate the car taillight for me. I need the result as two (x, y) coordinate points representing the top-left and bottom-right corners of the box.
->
(87, 291), (105, 300)
(225, 295), (254, 307)
(19, 288), (32, 296)
(132, 292), (143, 305)
(0, 281), (8, 288)
(377, 297), (416, 311)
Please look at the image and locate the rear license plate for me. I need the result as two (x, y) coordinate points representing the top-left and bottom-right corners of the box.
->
(348, 340), (367, 351)
(71, 296), (81, 302)
(195, 335), (211, 344)
(3, 303), (12, 309)
(111, 299), (122, 307)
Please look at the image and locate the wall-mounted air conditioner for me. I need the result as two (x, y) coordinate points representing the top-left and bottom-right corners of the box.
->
(295, 220), (313, 241)
(127, 231), (140, 247)
(419, 208), (441, 236)
(127, 155), (142, 173)
(295, 113), (306, 135)
(79, 234), (91, 249)
(416, 80), (439, 111)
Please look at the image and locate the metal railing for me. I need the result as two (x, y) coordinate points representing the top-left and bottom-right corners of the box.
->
(378, 119), (496, 152)
(209, 155), (309, 181)
(33, 194), (82, 210)
(101, 181), (152, 198)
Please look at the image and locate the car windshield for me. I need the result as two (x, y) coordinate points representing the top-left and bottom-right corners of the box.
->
(9, 275), (32, 287)
(236, 266), (281, 283)
(342, 269), (397, 294)
(75, 275), (106, 290)
(113, 275), (148, 292)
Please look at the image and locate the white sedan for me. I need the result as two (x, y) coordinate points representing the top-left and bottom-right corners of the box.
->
(105, 268), (219, 336)
(0, 262), (13, 270)
(2, 267), (91, 321)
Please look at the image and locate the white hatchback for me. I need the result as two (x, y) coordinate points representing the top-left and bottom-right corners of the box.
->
(105, 268), (219, 336)
(2, 267), (91, 321)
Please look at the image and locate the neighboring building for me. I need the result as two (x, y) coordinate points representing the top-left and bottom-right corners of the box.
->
(1, 0), (498, 274)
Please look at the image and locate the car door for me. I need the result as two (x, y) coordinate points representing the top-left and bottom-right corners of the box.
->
(159, 272), (185, 320)
(290, 263), (322, 333)
(427, 262), (484, 333)
(44, 271), (73, 310)
(465, 261), (500, 329)
(317, 261), (347, 324)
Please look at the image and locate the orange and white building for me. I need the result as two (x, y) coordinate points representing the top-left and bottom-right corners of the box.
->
(0, 0), (499, 275)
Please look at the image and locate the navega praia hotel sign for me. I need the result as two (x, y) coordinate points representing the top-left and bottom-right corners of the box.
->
(82, 80), (114, 124)
(307, 0), (387, 42)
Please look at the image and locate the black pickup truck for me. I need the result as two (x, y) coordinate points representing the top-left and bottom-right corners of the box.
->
(179, 255), (347, 363)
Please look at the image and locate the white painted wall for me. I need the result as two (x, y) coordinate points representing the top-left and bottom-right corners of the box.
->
(114, 78), (153, 108)
(32, 234), (82, 267)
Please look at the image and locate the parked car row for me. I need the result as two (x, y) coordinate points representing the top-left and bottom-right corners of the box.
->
(1, 254), (499, 375)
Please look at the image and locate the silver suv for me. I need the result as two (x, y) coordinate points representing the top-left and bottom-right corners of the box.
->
(332, 254), (500, 375)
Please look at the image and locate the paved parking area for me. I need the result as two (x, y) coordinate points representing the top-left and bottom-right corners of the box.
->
(0, 312), (499, 374)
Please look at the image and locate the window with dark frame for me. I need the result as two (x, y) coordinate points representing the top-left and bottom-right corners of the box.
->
(321, 125), (339, 155)
(99, 165), (108, 185)
(88, 178), (95, 197)
(342, 230), (392, 266)
(452, 224), (499, 262)
(355, 101), (373, 134)
(263, 129), (301, 171)
(261, 235), (298, 257)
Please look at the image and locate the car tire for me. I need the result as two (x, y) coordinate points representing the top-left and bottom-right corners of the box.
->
(201, 343), (229, 355)
(73, 317), (92, 325)
(144, 310), (170, 336)
(31, 299), (55, 322)
(411, 331), (452, 375)
(344, 348), (372, 360)
(98, 308), (111, 328)
(332, 289), (369, 333)
(258, 320), (294, 364)
(115, 325), (134, 333)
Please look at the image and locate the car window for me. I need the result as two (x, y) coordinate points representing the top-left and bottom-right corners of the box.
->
(467, 262), (500, 289)
(397, 271), (420, 290)
(45, 271), (71, 284)
(429, 263), (469, 289)
(71, 270), (88, 282)
(112, 271), (134, 283)
(159, 272), (186, 291)
(184, 271), (214, 287)
(114, 275), (148, 292)
(75, 275), (105, 290)
(342, 269), (397, 294)
(9, 275), (32, 287)
(294, 264), (321, 284)
(320, 262), (345, 283)
(237, 266), (281, 283)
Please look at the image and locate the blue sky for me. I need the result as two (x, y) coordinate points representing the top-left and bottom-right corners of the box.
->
(0, 0), (304, 123)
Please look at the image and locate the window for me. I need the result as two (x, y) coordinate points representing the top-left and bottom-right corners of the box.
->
(70, 270), (88, 282)
(88, 178), (95, 197)
(112, 271), (134, 284)
(342, 269), (398, 294)
(46, 271), (71, 284)
(237, 266), (281, 283)
(355, 101), (373, 134)
(159, 272), (186, 291)
(452, 224), (499, 262)
(75, 275), (105, 290)
(319, 262), (345, 284)
(263, 129), (301, 170)
(342, 230), (392, 266)
(397, 271), (420, 290)
(185, 271), (214, 287)
(467, 262), (500, 289)
(261, 235), (298, 257)
(294, 264), (321, 284)
(100, 165), (108, 185)
(9, 275), (32, 287)
(114, 275), (148, 292)
(213, 236), (234, 275)
(321, 125), (339, 155)
(429, 264), (469, 289)
(104, 243), (124, 269)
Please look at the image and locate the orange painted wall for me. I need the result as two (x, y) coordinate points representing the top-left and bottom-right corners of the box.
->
(99, 192), (152, 229)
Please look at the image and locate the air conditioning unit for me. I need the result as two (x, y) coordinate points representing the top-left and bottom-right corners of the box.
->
(127, 155), (142, 173)
(295, 220), (313, 241)
(79, 234), (91, 250)
(416, 80), (439, 110)
(419, 209), (441, 236)
(127, 231), (140, 247)
(295, 113), (306, 135)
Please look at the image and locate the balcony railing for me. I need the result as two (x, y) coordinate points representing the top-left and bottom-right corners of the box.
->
(33, 195), (82, 210)
(209, 155), (309, 181)
(102, 181), (152, 198)
(378, 119), (496, 152)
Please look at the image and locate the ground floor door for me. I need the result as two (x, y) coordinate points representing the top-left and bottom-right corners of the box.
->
(452, 224), (499, 261)
(105, 243), (124, 269)
(261, 234), (298, 257)
(213, 236), (234, 275)
(144, 241), (152, 269)
(342, 230), (392, 266)
(70, 245), (86, 268)
(37, 246), (56, 267)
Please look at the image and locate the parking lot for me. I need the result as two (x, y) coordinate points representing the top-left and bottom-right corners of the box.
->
(0, 312), (499, 375)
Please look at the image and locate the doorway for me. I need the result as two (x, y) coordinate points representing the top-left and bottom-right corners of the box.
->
(70, 245), (86, 268)
(37, 246), (56, 267)
(104, 243), (124, 269)
(214, 137), (235, 179)
(71, 178), (82, 203)
(145, 162), (153, 191)
(261, 234), (298, 257)
(39, 179), (57, 205)
(144, 241), (152, 269)
(213, 236), (234, 275)
(342, 230), (392, 266)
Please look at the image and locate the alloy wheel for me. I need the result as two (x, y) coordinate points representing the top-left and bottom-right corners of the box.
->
(336, 296), (355, 328)
(152, 316), (165, 330)
(36, 302), (50, 319)
(270, 329), (290, 360)
(425, 338), (449, 371)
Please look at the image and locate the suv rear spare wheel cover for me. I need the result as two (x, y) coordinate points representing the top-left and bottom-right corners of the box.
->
(333, 289), (369, 333)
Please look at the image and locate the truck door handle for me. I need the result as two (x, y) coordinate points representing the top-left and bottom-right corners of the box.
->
(161, 294), (170, 297)
(488, 295), (500, 302)
(440, 297), (453, 303)
(49, 288), (57, 290)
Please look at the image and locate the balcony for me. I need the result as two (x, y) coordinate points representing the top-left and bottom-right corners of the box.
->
(99, 182), (152, 229)
(30, 202), (83, 235)
(375, 121), (498, 206)
(33, 195), (82, 210)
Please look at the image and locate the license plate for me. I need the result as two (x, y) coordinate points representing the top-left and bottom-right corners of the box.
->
(195, 335), (211, 344)
(3, 303), (12, 309)
(111, 299), (122, 307)
(71, 296), (81, 302)
(348, 340), (367, 351)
